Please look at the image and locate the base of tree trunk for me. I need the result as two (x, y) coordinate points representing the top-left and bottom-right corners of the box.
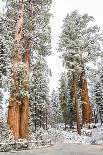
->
(8, 96), (29, 140)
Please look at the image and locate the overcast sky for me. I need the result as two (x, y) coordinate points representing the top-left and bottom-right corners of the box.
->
(1, 0), (103, 93)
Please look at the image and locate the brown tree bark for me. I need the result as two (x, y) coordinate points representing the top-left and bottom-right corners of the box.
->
(19, 0), (32, 138)
(8, 0), (29, 140)
(8, 98), (20, 140)
(73, 76), (81, 135)
(80, 71), (93, 125)
(19, 96), (29, 139)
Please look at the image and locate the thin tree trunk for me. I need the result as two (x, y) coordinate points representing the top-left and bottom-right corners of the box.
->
(64, 112), (67, 130)
(35, 104), (37, 131)
(45, 108), (48, 130)
(73, 76), (81, 135)
(39, 109), (42, 128)
(99, 108), (103, 125)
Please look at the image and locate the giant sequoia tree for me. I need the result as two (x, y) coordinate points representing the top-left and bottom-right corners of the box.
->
(58, 11), (102, 129)
(1, 0), (52, 140)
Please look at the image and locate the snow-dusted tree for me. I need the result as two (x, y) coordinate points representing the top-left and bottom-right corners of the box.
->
(0, 9), (7, 89)
(30, 56), (50, 131)
(29, 0), (52, 132)
(58, 72), (70, 130)
(50, 89), (62, 127)
(66, 71), (75, 129)
(58, 10), (102, 131)
(94, 81), (103, 124)
(93, 60), (103, 124)
(31, 0), (52, 57)
(0, 42), (6, 88)
(2, 0), (52, 139)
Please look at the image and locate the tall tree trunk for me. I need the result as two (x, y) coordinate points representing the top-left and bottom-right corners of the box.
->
(80, 71), (93, 125)
(73, 75), (81, 135)
(19, 96), (29, 139)
(20, 0), (32, 138)
(24, 0), (32, 69)
(8, 0), (29, 140)
(8, 98), (20, 140)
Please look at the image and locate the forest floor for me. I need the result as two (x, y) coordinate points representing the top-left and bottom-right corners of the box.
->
(0, 143), (103, 155)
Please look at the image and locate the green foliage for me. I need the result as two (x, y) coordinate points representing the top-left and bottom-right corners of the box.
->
(30, 56), (50, 131)
(58, 72), (69, 124)
(58, 10), (102, 77)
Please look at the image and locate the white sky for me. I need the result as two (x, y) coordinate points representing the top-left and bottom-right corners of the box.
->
(47, 0), (103, 93)
(1, 0), (103, 93)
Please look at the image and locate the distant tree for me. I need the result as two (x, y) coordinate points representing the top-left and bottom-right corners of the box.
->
(94, 81), (103, 124)
(50, 89), (62, 127)
(58, 72), (69, 130)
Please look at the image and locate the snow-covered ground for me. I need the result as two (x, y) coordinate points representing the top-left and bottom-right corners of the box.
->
(30, 124), (103, 145)
(59, 124), (103, 145)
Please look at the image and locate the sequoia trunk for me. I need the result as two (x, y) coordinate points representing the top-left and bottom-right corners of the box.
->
(80, 71), (93, 124)
(8, 0), (29, 140)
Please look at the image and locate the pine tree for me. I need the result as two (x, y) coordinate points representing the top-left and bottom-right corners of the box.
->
(67, 71), (74, 129)
(0, 42), (6, 88)
(94, 81), (103, 124)
(30, 57), (50, 131)
(58, 72), (69, 130)
(29, 0), (52, 132)
(50, 89), (62, 127)
(0, 9), (7, 88)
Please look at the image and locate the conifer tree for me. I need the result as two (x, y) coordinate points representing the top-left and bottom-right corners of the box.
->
(29, 0), (52, 131)
(58, 72), (69, 130)
(30, 56), (50, 131)
(50, 89), (62, 127)
(58, 10), (102, 130)
(1, 0), (52, 139)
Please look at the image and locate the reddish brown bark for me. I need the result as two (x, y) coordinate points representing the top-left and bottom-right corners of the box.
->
(8, 1), (29, 140)
(80, 72), (93, 124)
(8, 98), (19, 140)
(19, 96), (29, 139)
(20, 0), (32, 138)
(73, 76), (81, 135)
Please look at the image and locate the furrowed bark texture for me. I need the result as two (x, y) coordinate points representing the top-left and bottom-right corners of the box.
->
(8, 1), (29, 140)
(80, 72), (93, 124)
